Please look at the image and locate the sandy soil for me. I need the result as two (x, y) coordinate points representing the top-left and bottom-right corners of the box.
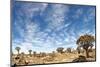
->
(12, 50), (96, 66)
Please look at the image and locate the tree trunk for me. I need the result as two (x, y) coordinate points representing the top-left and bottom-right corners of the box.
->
(85, 49), (89, 58)
(29, 52), (32, 56)
(18, 51), (19, 55)
(78, 50), (80, 54)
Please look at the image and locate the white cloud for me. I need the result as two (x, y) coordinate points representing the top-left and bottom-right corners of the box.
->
(72, 8), (83, 19)
(24, 22), (40, 41)
(13, 23), (78, 53)
(84, 7), (95, 23)
(18, 3), (48, 19)
(45, 4), (69, 31)
(12, 3), (95, 54)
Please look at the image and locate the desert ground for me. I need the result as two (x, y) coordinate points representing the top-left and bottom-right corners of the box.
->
(11, 49), (96, 66)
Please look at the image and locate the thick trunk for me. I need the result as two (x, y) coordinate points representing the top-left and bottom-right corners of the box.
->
(18, 51), (19, 55)
(29, 52), (32, 56)
(85, 49), (89, 58)
(78, 50), (80, 54)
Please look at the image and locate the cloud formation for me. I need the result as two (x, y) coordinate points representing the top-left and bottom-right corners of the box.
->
(12, 2), (96, 54)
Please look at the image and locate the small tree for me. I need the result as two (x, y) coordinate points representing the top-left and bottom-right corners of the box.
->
(41, 52), (46, 57)
(21, 52), (24, 56)
(67, 48), (71, 53)
(28, 50), (32, 56)
(56, 47), (64, 54)
(51, 51), (56, 57)
(76, 34), (95, 58)
(52, 51), (55, 54)
(15, 47), (21, 55)
(21, 52), (25, 59)
(33, 51), (36, 57)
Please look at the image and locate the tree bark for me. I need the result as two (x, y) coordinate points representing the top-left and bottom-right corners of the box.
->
(18, 51), (19, 55)
(85, 49), (89, 58)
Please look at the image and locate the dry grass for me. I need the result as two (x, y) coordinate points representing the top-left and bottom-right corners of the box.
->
(12, 49), (96, 66)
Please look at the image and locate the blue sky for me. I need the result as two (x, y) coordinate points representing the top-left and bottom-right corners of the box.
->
(12, 1), (96, 53)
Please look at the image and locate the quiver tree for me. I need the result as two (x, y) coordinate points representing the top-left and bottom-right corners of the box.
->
(66, 48), (71, 53)
(15, 47), (21, 55)
(33, 51), (36, 57)
(28, 50), (32, 56)
(56, 47), (64, 54)
(51, 51), (56, 57)
(20, 52), (25, 59)
(39, 52), (46, 57)
(76, 34), (95, 58)
(21, 52), (24, 56)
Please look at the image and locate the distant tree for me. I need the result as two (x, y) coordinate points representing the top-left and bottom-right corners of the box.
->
(28, 50), (32, 56)
(76, 47), (84, 54)
(20, 52), (25, 60)
(52, 51), (55, 54)
(15, 47), (21, 55)
(76, 34), (95, 58)
(41, 52), (46, 57)
(77, 47), (81, 54)
(33, 51), (36, 57)
(21, 52), (24, 56)
(51, 51), (56, 57)
(39, 52), (42, 57)
(67, 48), (71, 53)
(56, 47), (64, 54)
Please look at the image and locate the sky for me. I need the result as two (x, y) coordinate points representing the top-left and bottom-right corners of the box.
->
(12, 1), (96, 54)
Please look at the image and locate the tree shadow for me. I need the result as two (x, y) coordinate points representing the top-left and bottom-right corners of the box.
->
(72, 55), (87, 62)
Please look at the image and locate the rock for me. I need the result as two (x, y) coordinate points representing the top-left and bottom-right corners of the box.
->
(72, 55), (87, 62)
